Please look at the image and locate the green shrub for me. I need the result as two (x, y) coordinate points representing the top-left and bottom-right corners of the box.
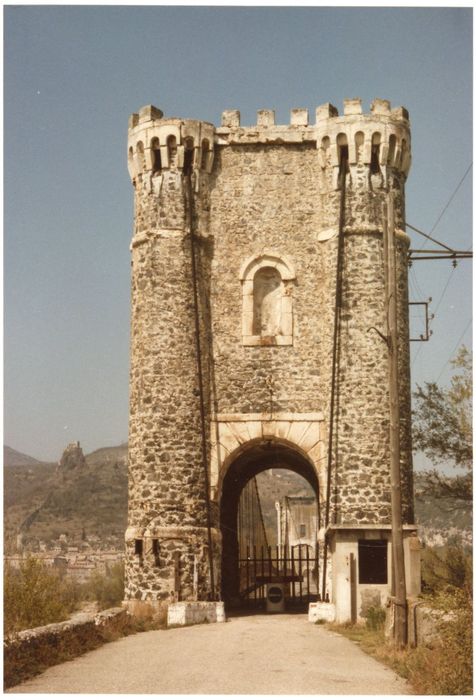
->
(4, 556), (80, 635)
(332, 586), (473, 695)
(83, 562), (124, 610)
(421, 543), (472, 594)
(407, 587), (473, 695)
(365, 605), (386, 631)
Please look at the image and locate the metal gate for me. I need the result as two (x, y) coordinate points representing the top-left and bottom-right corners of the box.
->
(239, 543), (320, 610)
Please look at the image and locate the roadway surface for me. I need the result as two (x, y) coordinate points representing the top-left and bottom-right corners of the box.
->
(8, 613), (412, 695)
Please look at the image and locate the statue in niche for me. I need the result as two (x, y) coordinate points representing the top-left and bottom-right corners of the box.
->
(253, 267), (282, 336)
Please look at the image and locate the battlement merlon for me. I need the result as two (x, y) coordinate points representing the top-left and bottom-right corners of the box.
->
(127, 98), (411, 181)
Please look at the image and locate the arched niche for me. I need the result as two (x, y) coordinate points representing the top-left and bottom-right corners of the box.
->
(183, 137), (194, 176)
(150, 137), (161, 173)
(239, 252), (295, 346)
(167, 135), (178, 169)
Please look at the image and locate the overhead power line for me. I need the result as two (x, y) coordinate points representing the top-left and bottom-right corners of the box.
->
(411, 264), (459, 371)
(415, 162), (472, 251)
(406, 222), (472, 261)
(429, 162), (472, 235)
(435, 319), (472, 383)
(407, 164), (472, 373)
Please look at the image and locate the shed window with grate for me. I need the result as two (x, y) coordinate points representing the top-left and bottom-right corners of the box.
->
(358, 539), (387, 584)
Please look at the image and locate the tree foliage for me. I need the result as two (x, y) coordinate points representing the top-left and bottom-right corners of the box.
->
(84, 562), (124, 610)
(413, 346), (472, 479)
(4, 556), (80, 635)
(406, 584), (473, 695)
(421, 542), (472, 594)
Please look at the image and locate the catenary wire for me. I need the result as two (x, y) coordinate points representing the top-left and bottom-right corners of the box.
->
(418, 162), (472, 250)
(411, 267), (455, 371)
(435, 318), (472, 383)
(410, 234), (472, 371)
(429, 163), (473, 235)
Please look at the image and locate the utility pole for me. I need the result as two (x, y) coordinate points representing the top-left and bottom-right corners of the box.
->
(383, 192), (408, 647)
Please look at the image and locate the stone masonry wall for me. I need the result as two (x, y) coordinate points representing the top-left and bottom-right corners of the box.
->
(126, 166), (218, 604)
(208, 138), (413, 524)
(125, 99), (415, 607)
(209, 143), (327, 417)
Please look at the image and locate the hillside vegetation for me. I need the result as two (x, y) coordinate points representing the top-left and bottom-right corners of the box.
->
(4, 444), (127, 551)
(4, 443), (471, 551)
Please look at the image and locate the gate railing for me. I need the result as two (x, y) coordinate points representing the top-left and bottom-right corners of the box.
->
(238, 544), (320, 607)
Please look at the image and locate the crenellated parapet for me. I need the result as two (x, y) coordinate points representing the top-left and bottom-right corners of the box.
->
(314, 99), (411, 193)
(217, 98), (411, 189)
(127, 105), (215, 183)
(127, 98), (410, 188)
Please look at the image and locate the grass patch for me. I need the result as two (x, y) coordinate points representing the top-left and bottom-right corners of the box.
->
(329, 592), (473, 696)
(329, 623), (412, 683)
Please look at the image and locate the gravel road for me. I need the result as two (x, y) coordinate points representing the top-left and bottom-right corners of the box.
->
(8, 613), (411, 695)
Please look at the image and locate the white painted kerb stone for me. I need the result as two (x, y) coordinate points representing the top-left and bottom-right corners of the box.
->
(167, 601), (226, 627)
(308, 602), (336, 623)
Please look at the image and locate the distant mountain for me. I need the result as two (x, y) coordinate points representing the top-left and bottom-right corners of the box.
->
(86, 443), (128, 466)
(3, 441), (471, 553)
(256, 469), (314, 544)
(4, 443), (128, 552)
(3, 446), (44, 468)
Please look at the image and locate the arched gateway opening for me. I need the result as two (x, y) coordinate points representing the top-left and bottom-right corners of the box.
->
(219, 439), (321, 610)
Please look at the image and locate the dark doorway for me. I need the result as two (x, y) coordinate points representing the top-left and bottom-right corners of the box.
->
(219, 440), (320, 611)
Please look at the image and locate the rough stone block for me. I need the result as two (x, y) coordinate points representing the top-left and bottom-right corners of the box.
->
(221, 110), (240, 127)
(257, 109), (275, 127)
(371, 98), (391, 115)
(343, 98), (362, 116)
(359, 588), (382, 617)
(290, 108), (309, 126)
(315, 103), (339, 121)
(262, 421), (277, 437)
(138, 105), (164, 123)
(128, 113), (139, 129)
(287, 421), (311, 446)
(218, 424), (240, 453)
(391, 106), (410, 121)
(226, 421), (250, 444)
(167, 601), (226, 627)
(298, 424), (320, 452)
(308, 602), (336, 623)
(275, 421), (291, 439)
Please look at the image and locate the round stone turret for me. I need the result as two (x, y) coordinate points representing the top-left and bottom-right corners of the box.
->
(125, 105), (219, 612)
(127, 105), (215, 183)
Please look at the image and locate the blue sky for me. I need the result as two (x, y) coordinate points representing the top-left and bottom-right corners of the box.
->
(4, 6), (472, 462)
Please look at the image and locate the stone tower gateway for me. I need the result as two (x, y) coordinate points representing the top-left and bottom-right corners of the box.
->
(125, 98), (420, 621)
